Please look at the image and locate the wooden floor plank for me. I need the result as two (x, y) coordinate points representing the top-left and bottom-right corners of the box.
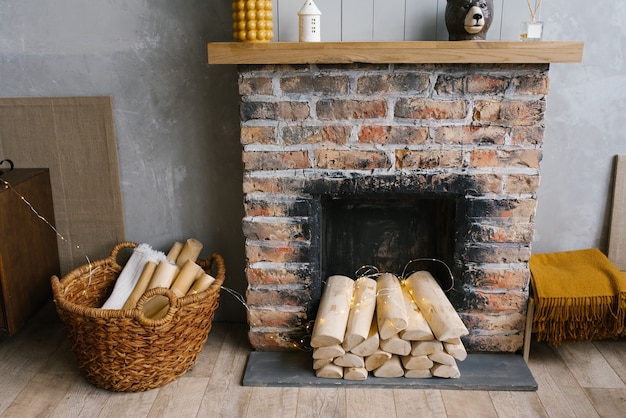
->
(593, 339), (626, 384)
(440, 390), (498, 417)
(48, 378), (112, 418)
(584, 387), (626, 418)
(246, 387), (298, 418)
(147, 377), (209, 417)
(489, 391), (549, 418)
(556, 342), (625, 389)
(1, 373), (75, 417)
(96, 389), (159, 418)
(196, 323), (253, 417)
(296, 388), (346, 417)
(393, 389), (447, 417)
(3, 310), (626, 417)
(527, 342), (600, 417)
(346, 388), (396, 418)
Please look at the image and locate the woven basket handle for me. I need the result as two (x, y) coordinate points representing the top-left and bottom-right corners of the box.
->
(134, 287), (180, 327)
(109, 241), (139, 270)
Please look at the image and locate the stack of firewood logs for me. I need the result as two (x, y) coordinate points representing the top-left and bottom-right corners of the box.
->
(311, 271), (468, 380)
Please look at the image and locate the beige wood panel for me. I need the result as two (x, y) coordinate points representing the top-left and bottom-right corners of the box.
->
(0, 97), (125, 274)
(207, 41), (584, 65)
(393, 388), (447, 416)
(609, 155), (626, 270)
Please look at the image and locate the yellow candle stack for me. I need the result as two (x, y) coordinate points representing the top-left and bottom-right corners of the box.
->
(232, 0), (274, 42)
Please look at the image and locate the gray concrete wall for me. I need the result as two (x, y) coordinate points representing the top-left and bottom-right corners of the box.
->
(1, 0), (625, 321)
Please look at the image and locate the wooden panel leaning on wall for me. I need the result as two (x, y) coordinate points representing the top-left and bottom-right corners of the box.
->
(0, 97), (125, 274)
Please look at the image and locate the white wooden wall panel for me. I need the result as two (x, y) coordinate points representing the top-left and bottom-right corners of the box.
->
(405, 0), (440, 41)
(275, 0), (529, 42)
(342, 0), (375, 41)
(373, 0), (406, 41)
(316, 0), (342, 41)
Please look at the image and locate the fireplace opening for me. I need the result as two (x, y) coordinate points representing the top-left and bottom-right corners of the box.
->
(321, 194), (458, 285)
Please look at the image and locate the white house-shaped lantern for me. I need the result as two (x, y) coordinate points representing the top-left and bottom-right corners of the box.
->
(298, 0), (322, 42)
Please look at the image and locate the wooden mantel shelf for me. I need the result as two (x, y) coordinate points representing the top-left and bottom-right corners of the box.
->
(207, 41), (584, 65)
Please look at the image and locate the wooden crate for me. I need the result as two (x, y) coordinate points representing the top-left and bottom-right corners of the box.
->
(0, 168), (60, 335)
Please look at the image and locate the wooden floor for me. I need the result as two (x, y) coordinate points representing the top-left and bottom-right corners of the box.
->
(1, 303), (625, 418)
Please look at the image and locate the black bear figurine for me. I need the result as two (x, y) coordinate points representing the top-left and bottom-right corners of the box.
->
(445, 0), (494, 41)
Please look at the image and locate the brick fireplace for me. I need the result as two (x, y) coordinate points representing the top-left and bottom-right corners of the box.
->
(238, 61), (549, 353)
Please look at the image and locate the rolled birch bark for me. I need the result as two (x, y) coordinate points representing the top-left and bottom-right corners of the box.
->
(364, 350), (392, 371)
(400, 285), (434, 341)
(405, 369), (433, 378)
(431, 362), (460, 379)
(166, 241), (183, 262)
(312, 345), (345, 360)
(334, 353), (364, 368)
(373, 355), (404, 378)
(343, 367), (368, 381)
(342, 276), (377, 351)
(401, 355), (433, 370)
(153, 260), (204, 318)
(376, 273), (408, 340)
(187, 273), (216, 295)
(350, 320), (380, 357)
(122, 261), (157, 310)
(176, 238), (203, 267)
(379, 333), (411, 356)
(316, 363), (343, 379)
(310, 275), (355, 348)
(147, 261), (179, 289)
(411, 340), (443, 357)
(404, 271), (469, 341)
(444, 340), (467, 361)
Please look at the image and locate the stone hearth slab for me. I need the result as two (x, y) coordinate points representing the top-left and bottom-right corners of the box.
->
(243, 351), (537, 391)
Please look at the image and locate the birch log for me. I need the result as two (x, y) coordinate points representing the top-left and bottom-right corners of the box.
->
(400, 285), (434, 341)
(334, 353), (364, 368)
(405, 369), (433, 378)
(316, 363), (343, 379)
(444, 340), (467, 361)
(344, 367), (368, 381)
(311, 275), (355, 347)
(431, 362), (461, 379)
(379, 333), (411, 356)
(428, 352), (457, 367)
(411, 340), (443, 357)
(404, 271), (468, 341)
(342, 276), (377, 351)
(401, 355), (433, 370)
(373, 355), (404, 378)
(312, 345), (345, 360)
(350, 319), (380, 357)
(313, 358), (332, 370)
(376, 273), (408, 340)
(365, 350), (392, 371)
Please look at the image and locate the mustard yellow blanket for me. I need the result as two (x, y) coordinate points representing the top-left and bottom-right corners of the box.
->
(529, 248), (626, 345)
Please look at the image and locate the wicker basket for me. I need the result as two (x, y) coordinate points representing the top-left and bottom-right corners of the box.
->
(51, 242), (225, 392)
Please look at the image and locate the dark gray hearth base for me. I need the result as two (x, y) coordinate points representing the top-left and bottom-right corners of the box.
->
(242, 351), (537, 391)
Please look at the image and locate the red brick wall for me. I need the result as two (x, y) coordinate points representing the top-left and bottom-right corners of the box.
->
(239, 63), (549, 352)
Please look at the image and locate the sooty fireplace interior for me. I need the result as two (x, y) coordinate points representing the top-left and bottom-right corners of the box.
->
(239, 61), (550, 353)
